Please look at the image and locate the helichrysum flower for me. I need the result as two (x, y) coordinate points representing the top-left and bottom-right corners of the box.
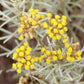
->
(40, 47), (63, 65)
(65, 42), (82, 62)
(14, 9), (83, 75)
(12, 42), (39, 74)
(43, 13), (68, 40)
(40, 42), (82, 65)
(18, 8), (45, 40)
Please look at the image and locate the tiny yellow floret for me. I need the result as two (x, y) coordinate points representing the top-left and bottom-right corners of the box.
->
(55, 15), (60, 19)
(76, 56), (82, 61)
(27, 61), (31, 65)
(45, 50), (51, 56)
(12, 63), (17, 69)
(25, 65), (29, 70)
(19, 52), (24, 57)
(46, 13), (51, 17)
(17, 69), (22, 74)
(19, 35), (23, 40)
(16, 48), (20, 53)
(18, 28), (23, 33)
(77, 50), (82, 56)
(41, 47), (46, 53)
(23, 42), (28, 46)
(53, 29), (58, 33)
(43, 22), (48, 28)
(20, 46), (25, 51)
(53, 56), (57, 61)
(57, 50), (61, 55)
(20, 17), (24, 21)
(30, 64), (35, 69)
(17, 63), (23, 68)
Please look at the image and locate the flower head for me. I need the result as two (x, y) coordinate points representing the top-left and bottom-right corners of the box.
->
(12, 42), (39, 74)
(44, 13), (68, 40)
(18, 8), (45, 40)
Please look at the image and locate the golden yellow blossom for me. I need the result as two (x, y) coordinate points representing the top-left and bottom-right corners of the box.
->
(12, 42), (39, 74)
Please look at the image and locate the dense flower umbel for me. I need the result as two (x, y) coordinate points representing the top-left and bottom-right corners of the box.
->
(18, 8), (45, 40)
(43, 13), (68, 40)
(12, 42), (39, 74)
(40, 42), (82, 65)
(12, 9), (83, 74)
(40, 47), (63, 65)
(65, 42), (82, 62)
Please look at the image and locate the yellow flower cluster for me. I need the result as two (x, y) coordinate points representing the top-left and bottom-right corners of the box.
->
(12, 9), (83, 74)
(12, 42), (39, 74)
(18, 8), (45, 40)
(43, 13), (68, 40)
(40, 42), (82, 65)
(40, 47), (63, 65)
(65, 42), (82, 62)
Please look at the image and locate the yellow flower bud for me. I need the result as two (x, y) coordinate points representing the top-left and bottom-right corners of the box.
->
(31, 58), (35, 63)
(68, 47), (72, 52)
(63, 34), (67, 39)
(52, 36), (57, 40)
(46, 29), (51, 34)
(20, 24), (25, 28)
(58, 24), (62, 28)
(41, 47), (46, 53)
(20, 46), (25, 51)
(52, 51), (57, 55)
(25, 64), (30, 70)
(27, 47), (32, 52)
(18, 28), (23, 33)
(64, 27), (68, 31)
(53, 56), (57, 61)
(23, 42), (28, 46)
(55, 15), (60, 19)
(32, 21), (37, 25)
(41, 15), (45, 19)
(65, 43), (70, 48)
(57, 50), (61, 55)
(36, 14), (40, 19)
(45, 50), (51, 56)
(35, 57), (39, 62)
(58, 55), (63, 60)
(34, 9), (39, 13)
(76, 56), (82, 61)
(53, 29), (58, 33)
(27, 61), (31, 65)
(49, 33), (54, 38)
(70, 57), (75, 62)
(20, 17), (24, 21)
(17, 63), (23, 68)
(16, 48), (20, 53)
(19, 35), (23, 40)
(56, 35), (61, 40)
(46, 13), (51, 17)
(46, 58), (51, 63)
(26, 56), (31, 60)
(29, 8), (34, 12)
(13, 53), (18, 59)
(19, 52), (24, 57)
(63, 39), (67, 43)
(21, 58), (26, 63)
(43, 22), (48, 28)
(77, 50), (82, 56)
(30, 64), (35, 69)
(12, 63), (17, 69)
(17, 69), (22, 74)
(59, 30), (64, 34)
